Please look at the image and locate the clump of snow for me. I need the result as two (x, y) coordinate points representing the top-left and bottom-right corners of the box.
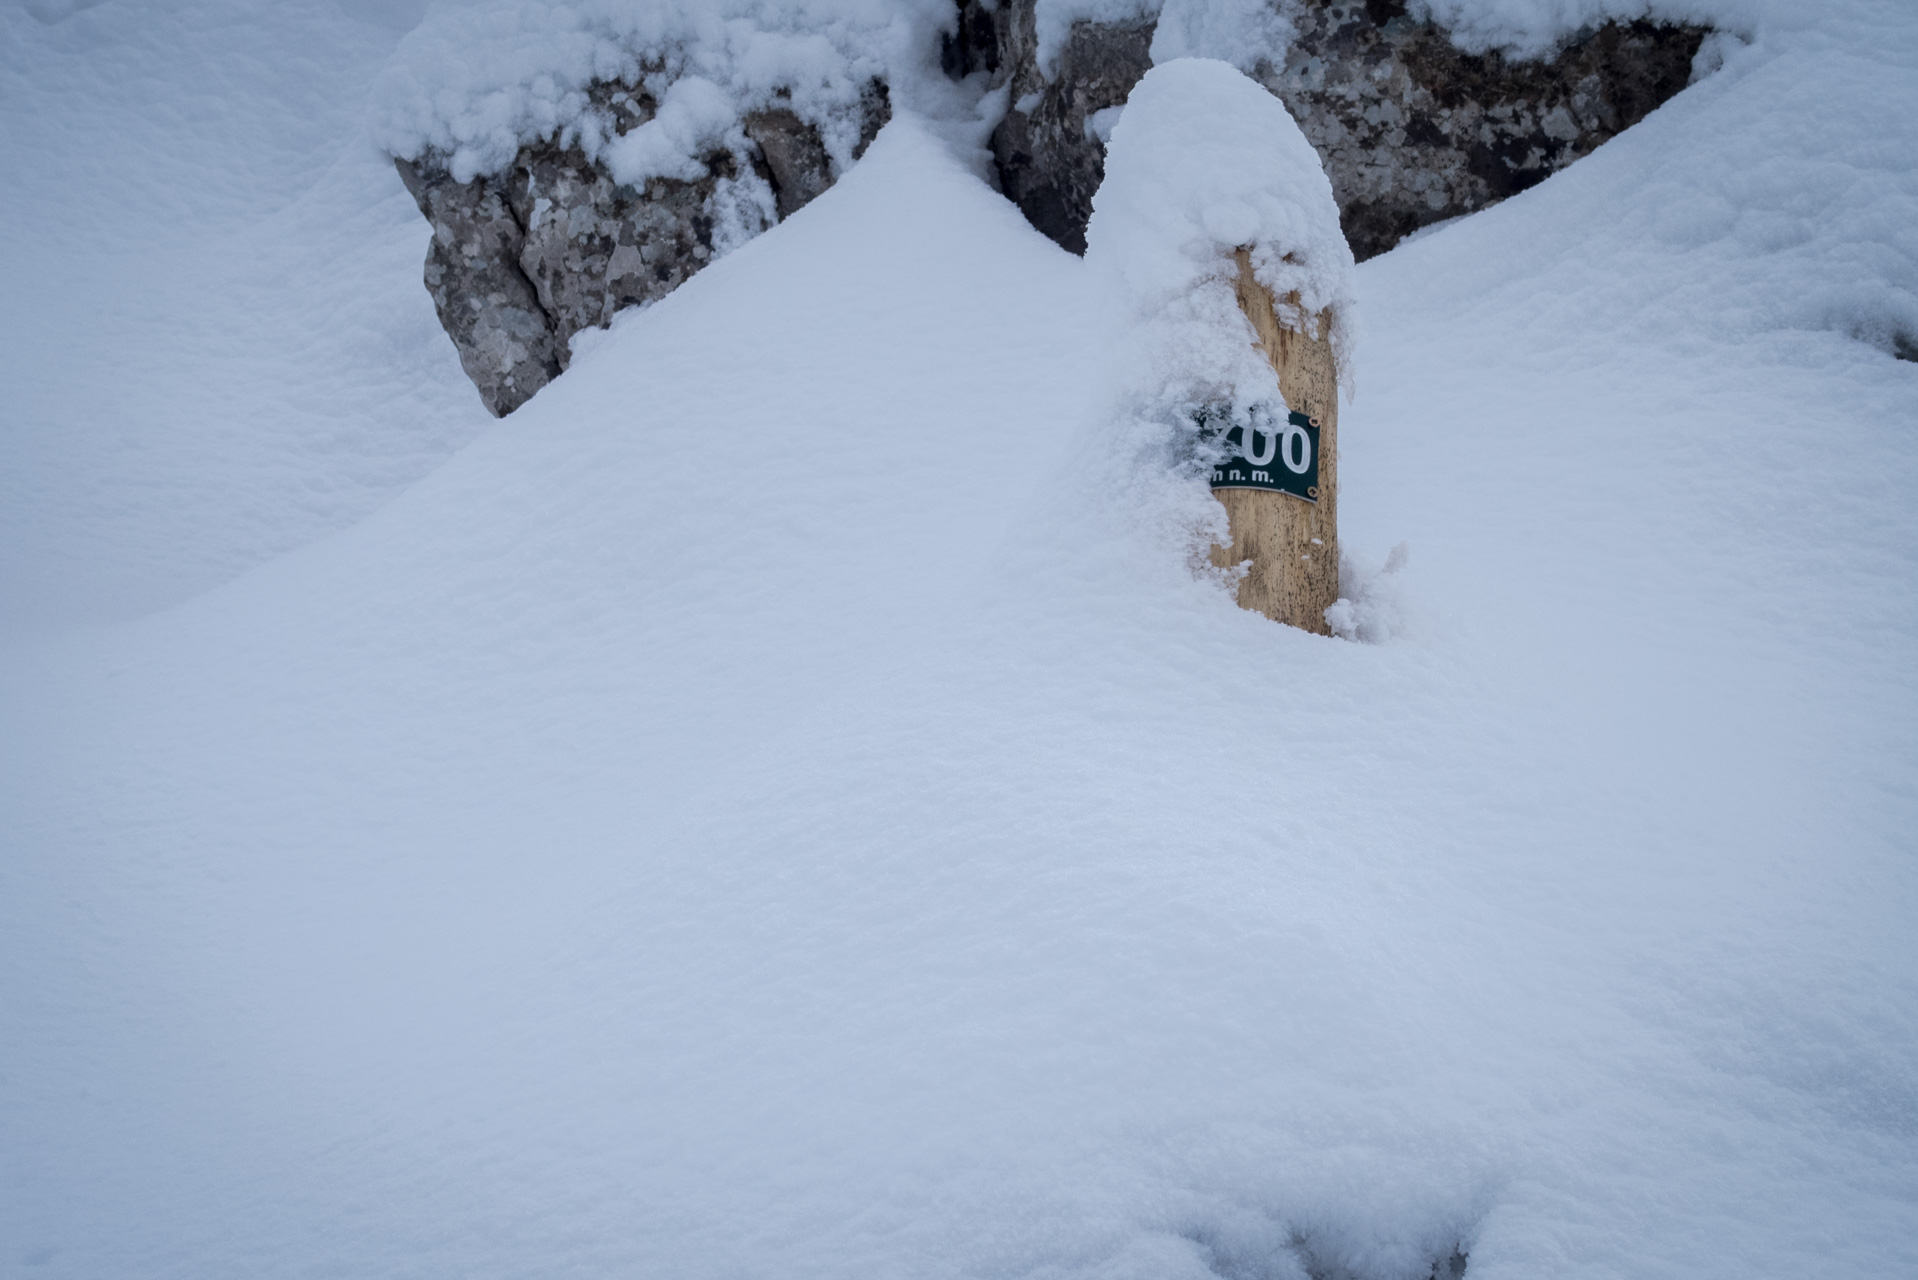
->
(1149, 0), (1297, 74)
(1086, 58), (1356, 370)
(706, 166), (781, 253)
(601, 72), (741, 182)
(1687, 26), (1752, 83)
(1082, 58), (1356, 579)
(1326, 542), (1412, 643)
(1411, 0), (1755, 58)
(374, 0), (953, 182)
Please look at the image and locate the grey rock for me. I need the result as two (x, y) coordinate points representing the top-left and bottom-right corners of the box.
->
(395, 157), (563, 419)
(1265, 1), (1705, 260)
(398, 79), (887, 416)
(990, 1), (1153, 255)
(506, 140), (734, 356)
(743, 109), (833, 219)
(985, 0), (1705, 261)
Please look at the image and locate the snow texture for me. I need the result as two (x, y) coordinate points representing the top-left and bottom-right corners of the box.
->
(1410, 0), (1741, 58)
(1149, 0), (1297, 75)
(374, 0), (953, 182)
(0, 0), (483, 632)
(1088, 58), (1357, 372)
(4, 2), (1918, 1280)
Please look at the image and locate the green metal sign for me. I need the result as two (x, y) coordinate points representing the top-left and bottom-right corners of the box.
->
(1205, 409), (1321, 503)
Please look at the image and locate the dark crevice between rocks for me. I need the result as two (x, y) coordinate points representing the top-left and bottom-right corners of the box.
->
(943, 0), (1002, 79)
(1894, 332), (1918, 363)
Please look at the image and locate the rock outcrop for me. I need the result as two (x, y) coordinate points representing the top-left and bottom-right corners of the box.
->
(1260, 2), (1706, 259)
(987, 0), (1705, 261)
(397, 2), (1705, 415)
(988, 1), (1153, 255)
(398, 82), (888, 416)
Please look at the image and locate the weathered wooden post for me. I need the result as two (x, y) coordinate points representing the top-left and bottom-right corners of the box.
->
(1207, 246), (1339, 634)
(1081, 58), (1353, 632)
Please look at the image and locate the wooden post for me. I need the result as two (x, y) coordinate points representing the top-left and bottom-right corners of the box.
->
(1209, 246), (1339, 634)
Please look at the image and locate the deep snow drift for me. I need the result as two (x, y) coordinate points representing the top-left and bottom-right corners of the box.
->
(0, 0), (484, 631)
(3, 2), (1917, 1279)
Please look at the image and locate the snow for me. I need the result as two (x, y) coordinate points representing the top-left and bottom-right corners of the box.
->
(375, 0), (954, 182)
(4, 3), (1918, 1280)
(1149, 0), (1296, 74)
(1409, 0), (1742, 58)
(0, 0), (482, 632)
(1087, 58), (1356, 386)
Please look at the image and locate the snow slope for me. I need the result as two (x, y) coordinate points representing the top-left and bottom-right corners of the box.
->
(0, 0), (482, 631)
(3, 3), (1917, 1280)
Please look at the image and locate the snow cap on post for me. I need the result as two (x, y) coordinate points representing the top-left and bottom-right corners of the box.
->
(1084, 57), (1357, 393)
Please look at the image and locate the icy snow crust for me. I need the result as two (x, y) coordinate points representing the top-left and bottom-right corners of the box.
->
(5, 2), (1918, 1280)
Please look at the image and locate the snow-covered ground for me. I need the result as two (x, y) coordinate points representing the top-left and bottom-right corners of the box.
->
(3, 2), (1915, 1279)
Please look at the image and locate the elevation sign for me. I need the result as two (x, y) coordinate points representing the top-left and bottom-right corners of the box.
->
(1208, 410), (1321, 503)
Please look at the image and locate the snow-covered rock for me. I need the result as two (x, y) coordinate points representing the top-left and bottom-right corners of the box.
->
(991, 0), (1158, 255)
(377, 0), (929, 414)
(990, 0), (1706, 259)
(1258, 4), (1706, 260)
(396, 81), (886, 416)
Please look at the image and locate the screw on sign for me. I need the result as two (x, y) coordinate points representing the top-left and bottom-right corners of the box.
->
(1208, 246), (1339, 634)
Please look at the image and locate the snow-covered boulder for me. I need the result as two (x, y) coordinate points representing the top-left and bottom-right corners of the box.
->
(394, 85), (887, 417)
(378, 0), (924, 415)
